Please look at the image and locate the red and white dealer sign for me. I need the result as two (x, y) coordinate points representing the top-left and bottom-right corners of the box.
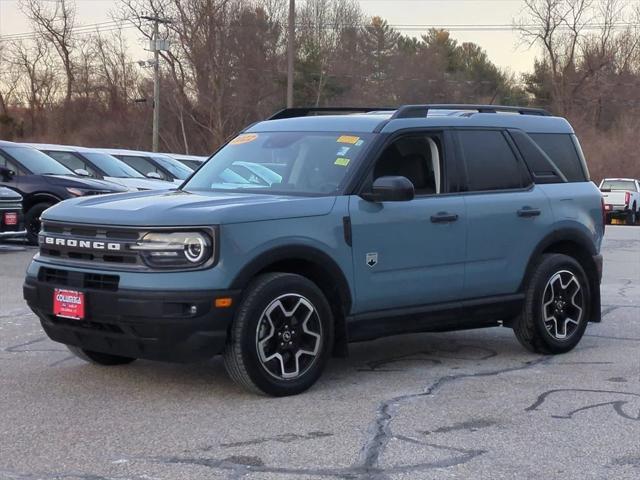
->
(53, 289), (85, 320)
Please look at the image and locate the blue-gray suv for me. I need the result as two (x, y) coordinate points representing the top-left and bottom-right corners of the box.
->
(23, 105), (605, 396)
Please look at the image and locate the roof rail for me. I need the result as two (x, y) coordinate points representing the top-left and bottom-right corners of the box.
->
(268, 107), (395, 120)
(391, 104), (552, 119)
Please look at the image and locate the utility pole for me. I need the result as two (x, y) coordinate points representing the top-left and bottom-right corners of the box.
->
(286, 0), (295, 108)
(142, 15), (171, 152)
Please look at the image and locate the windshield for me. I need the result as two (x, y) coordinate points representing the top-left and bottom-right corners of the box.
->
(3, 146), (73, 175)
(83, 152), (145, 178)
(152, 155), (194, 180)
(601, 180), (637, 191)
(184, 132), (371, 195)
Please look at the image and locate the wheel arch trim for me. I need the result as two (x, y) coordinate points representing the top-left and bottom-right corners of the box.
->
(521, 227), (601, 322)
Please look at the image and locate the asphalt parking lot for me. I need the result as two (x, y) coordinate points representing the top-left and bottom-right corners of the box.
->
(1, 227), (638, 480)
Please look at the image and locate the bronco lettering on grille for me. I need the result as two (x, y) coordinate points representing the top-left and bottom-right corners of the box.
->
(44, 236), (122, 251)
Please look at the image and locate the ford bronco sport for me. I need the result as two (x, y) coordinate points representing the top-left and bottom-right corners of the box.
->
(23, 105), (605, 396)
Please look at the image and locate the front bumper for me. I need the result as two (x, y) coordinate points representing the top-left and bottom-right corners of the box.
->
(24, 275), (240, 363)
(0, 229), (26, 239)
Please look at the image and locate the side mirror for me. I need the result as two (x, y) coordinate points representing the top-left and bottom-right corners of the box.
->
(74, 168), (91, 177)
(0, 166), (15, 181)
(361, 176), (415, 202)
(146, 171), (163, 180)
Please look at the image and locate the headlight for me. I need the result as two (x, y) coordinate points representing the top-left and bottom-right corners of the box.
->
(130, 231), (214, 268)
(66, 187), (91, 196)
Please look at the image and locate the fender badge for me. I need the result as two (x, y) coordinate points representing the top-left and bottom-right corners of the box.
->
(366, 252), (378, 268)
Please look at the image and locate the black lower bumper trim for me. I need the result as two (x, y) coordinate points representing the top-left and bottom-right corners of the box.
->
(24, 277), (240, 363)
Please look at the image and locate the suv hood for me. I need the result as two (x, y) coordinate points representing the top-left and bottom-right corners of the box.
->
(104, 176), (175, 191)
(42, 189), (337, 226)
(44, 174), (128, 192)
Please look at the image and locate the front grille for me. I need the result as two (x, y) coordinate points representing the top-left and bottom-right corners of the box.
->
(0, 202), (22, 210)
(39, 267), (120, 291)
(39, 221), (142, 268)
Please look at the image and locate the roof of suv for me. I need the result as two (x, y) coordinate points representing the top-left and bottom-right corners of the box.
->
(246, 105), (573, 135)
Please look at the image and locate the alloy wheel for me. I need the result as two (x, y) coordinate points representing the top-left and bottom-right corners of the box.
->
(542, 270), (584, 340)
(255, 293), (323, 380)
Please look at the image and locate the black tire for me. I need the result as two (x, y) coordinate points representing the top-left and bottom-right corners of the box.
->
(223, 273), (334, 396)
(25, 202), (53, 245)
(513, 254), (590, 354)
(66, 345), (136, 366)
(626, 209), (636, 226)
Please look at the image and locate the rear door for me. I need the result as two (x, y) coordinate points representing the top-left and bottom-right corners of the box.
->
(457, 129), (554, 298)
(349, 131), (467, 313)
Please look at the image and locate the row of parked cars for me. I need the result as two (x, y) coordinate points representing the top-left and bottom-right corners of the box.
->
(0, 141), (207, 244)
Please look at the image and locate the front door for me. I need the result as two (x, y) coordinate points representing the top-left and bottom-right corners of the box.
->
(348, 132), (466, 313)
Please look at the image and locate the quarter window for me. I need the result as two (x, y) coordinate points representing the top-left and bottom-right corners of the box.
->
(529, 134), (587, 182)
(458, 130), (529, 191)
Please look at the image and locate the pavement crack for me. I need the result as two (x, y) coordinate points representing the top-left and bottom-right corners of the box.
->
(358, 356), (551, 472)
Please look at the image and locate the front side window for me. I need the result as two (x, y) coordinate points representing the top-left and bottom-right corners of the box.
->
(0, 153), (22, 176)
(184, 132), (372, 195)
(372, 134), (443, 195)
(45, 151), (99, 178)
(118, 155), (166, 179)
(152, 155), (193, 180)
(2, 146), (73, 175)
(83, 152), (145, 178)
(458, 130), (529, 191)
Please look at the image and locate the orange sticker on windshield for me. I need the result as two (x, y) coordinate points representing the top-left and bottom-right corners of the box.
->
(230, 133), (258, 145)
(337, 135), (360, 144)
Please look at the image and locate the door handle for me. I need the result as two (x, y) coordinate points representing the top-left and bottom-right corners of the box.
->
(517, 207), (541, 218)
(431, 212), (459, 223)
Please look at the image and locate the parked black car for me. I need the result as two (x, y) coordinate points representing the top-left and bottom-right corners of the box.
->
(0, 186), (26, 240)
(0, 141), (127, 244)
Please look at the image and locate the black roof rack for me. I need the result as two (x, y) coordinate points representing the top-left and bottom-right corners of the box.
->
(391, 104), (552, 119)
(268, 107), (395, 120)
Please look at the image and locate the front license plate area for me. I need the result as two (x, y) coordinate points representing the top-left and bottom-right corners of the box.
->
(53, 289), (85, 320)
(4, 212), (18, 225)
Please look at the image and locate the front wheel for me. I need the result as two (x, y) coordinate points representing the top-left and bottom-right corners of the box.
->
(66, 345), (136, 366)
(514, 254), (590, 354)
(25, 202), (53, 245)
(223, 273), (334, 396)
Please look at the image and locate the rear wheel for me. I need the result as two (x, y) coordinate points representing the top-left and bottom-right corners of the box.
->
(223, 273), (333, 396)
(66, 345), (136, 366)
(626, 208), (636, 225)
(25, 202), (53, 245)
(514, 254), (590, 354)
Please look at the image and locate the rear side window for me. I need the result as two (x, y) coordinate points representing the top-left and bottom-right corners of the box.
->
(529, 134), (587, 182)
(458, 130), (530, 191)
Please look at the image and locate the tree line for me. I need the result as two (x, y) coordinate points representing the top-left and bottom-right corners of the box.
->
(1, 0), (639, 181)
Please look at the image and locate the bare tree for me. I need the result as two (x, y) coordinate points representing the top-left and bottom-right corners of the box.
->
(20, 0), (76, 105)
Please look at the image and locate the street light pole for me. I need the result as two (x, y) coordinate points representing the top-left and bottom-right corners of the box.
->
(142, 15), (171, 152)
(286, 0), (295, 108)
(152, 20), (160, 152)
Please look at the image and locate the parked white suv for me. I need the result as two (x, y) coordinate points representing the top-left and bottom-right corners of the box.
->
(599, 178), (640, 224)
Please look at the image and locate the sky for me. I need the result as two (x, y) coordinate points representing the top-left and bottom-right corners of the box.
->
(0, 0), (539, 75)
